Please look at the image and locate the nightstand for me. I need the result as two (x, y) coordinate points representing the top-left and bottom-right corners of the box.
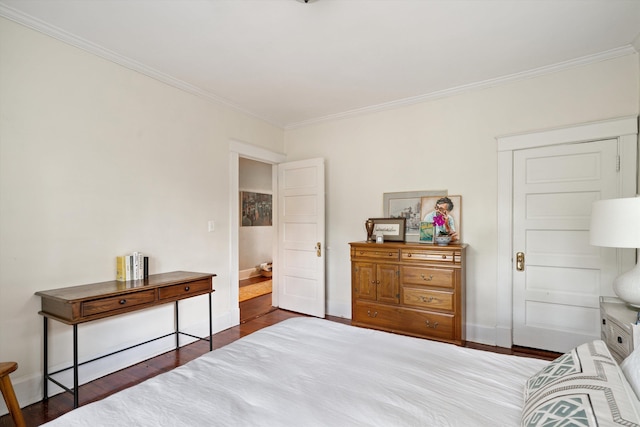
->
(600, 296), (640, 364)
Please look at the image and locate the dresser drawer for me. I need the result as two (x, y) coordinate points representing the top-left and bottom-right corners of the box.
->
(353, 301), (455, 341)
(401, 266), (453, 288)
(400, 249), (460, 264)
(352, 247), (400, 261)
(82, 289), (156, 317)
(401, 308), (455, 341)
(353, 301), (398, 329)
(403, 287), (453, 311)
(607, 320), (633, 359)
(158, 279), (212, 301)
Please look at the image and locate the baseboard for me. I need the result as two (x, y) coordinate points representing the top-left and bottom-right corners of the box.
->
(239, 268), (261, 280)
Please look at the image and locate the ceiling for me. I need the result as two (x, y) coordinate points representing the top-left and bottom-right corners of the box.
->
(1, 0), (639, 129)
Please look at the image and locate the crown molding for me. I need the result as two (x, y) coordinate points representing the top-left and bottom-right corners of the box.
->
(0, 4), (283, 129)
(2, 4), (636, 132)
(285, 45), (638, 130)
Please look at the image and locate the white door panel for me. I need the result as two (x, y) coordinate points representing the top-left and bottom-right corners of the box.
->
(513, 139), (619, 352)
(277, 158), (325, 318)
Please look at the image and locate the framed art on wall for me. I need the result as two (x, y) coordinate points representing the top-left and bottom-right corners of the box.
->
(240, 191), (273, 226)
(383, 190), (447, 242)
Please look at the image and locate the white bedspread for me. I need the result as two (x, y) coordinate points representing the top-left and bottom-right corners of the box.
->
(43, 317), (548, 426)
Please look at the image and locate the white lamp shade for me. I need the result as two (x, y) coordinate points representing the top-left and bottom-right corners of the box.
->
(589, 197), (640, 248)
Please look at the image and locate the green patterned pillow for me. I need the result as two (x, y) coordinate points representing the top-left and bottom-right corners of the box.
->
(524, 351), (578, 400)
(522, 340), (640, 427)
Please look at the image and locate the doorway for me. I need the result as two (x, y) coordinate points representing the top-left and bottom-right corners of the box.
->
(229, 140), (286, 326)
(238, 157), (275, 322)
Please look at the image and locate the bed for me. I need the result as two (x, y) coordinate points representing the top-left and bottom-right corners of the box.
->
(42, 317), (640, 426)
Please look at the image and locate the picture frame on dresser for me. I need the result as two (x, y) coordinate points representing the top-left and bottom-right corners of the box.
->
(420, 195), (462, 243)
(383, 190), (447, 242)
(369, 218), (406, 242)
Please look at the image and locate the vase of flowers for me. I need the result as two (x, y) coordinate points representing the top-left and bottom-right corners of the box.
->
(433, 213), (452, 246)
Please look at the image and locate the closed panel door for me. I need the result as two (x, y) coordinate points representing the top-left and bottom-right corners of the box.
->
(513, 139), (619, 352)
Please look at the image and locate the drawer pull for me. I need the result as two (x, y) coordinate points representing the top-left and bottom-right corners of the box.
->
(421, 274), (434, 281)
(388, 252), (394, 257)
(407, 253), (412, 257)
(421, 296), (435, 303)
(367, 310), (378, 318)
(618, 336), (623, 344)
(442, 255), (447, 259)
(360, 251), (364, 255)
(184, 286), (190, 292)
(119, 299), (127, 305)
(425, 320), (439, 329)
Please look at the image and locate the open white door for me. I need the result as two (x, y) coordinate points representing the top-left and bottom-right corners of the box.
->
(277, 158), (325, 317)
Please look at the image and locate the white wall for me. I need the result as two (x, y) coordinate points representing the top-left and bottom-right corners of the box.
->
(239, 158), (273, 273)
(284, 53), (640, 339)
(0, 17), (284, 410)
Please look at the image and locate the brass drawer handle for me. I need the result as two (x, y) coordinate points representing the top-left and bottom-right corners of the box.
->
(388, 252), (394, 257)
(425, 320), (439, 329)
(367, 310), (378, 318)
(442, 255), (447, 259)
(421, 296), (435, 303)
(421, 274), (433, 281)
(407, 253), (412, 257)
(119, 299), (127, 305)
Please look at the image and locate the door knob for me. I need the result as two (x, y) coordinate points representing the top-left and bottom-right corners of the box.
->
(516, 252), (525, 271)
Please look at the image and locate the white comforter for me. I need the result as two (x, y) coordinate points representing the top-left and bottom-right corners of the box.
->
(43, 317), (548, 426)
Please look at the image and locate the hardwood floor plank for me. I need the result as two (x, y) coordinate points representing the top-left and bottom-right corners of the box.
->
(1, 309), (557, 427)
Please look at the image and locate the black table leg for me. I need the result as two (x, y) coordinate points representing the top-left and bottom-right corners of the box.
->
(43, 316), (48, 400)
(209, 292), (213, 351)
(175, 301), (179, 349)
(73, 324), (78, 408)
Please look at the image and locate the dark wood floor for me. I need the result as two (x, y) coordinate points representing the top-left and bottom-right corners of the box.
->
(1, 308), (559, 427)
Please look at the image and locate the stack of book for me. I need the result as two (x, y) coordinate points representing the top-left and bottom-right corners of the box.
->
(116, 252), (149, 281)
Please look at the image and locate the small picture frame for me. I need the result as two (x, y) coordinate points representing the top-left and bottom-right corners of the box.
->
(419, 222), (434, 244)
(369, 218), (406, 242)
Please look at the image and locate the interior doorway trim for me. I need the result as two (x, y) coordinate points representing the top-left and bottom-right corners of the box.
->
(495, 116), (638, 348)
(229, 139), (286, 325)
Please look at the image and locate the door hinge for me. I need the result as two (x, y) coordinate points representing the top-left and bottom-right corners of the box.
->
(616, 155), (620, 172)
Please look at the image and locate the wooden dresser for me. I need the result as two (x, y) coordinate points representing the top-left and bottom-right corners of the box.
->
(350, 241), (466, 345)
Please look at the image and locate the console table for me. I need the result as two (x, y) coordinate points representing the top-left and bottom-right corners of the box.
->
(35, 270), (215, 408)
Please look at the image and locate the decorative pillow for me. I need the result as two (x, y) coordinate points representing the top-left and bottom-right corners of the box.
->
(622, 346), (640, 400)
(522, 340), (640, 427)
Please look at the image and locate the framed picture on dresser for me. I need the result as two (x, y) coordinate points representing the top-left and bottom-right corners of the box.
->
(369, 217), (406, 242)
